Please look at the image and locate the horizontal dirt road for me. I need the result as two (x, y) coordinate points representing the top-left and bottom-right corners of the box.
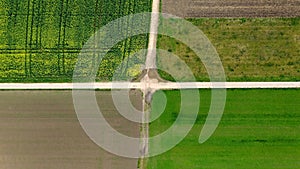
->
(0, 90), (142, 169)
(1, 82), (300, 90)
(162, 0), (300, 17)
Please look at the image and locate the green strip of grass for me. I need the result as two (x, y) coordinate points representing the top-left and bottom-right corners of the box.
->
(147, 89), (300, 169)
(158, 18), (300, 82)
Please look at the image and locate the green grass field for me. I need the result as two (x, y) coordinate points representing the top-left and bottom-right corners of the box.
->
(158, 18), (300, 82)
(147, 89), (300, 169)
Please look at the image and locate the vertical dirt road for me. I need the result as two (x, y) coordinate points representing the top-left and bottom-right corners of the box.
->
(0, 90), (142, 169)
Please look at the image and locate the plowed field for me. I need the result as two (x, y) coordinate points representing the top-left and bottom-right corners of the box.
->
(162, 0), (300, 17)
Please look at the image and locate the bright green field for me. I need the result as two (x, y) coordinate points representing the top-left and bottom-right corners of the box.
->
(147, 89), (300, 169)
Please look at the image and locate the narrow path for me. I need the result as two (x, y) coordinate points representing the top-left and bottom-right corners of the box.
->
(1, 82), (300, 90)
(140, 0), (160, 167)
(145, 0), (160, 69)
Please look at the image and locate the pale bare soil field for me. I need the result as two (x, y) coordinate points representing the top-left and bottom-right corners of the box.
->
(162, 0), (300, 17)
(0, 90), (142, 169)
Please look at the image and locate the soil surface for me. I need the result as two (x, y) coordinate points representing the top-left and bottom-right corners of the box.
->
(0, 90), (142, 169)
(162, 0), (300, 17)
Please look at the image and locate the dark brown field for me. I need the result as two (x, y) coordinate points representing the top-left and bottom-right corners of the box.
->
(0, 90), (142, 169)
(162, 0), (300, 17)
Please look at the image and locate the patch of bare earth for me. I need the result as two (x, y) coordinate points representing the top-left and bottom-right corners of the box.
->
(162, 0), (300, 17)
(0, 90), (142, 169)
